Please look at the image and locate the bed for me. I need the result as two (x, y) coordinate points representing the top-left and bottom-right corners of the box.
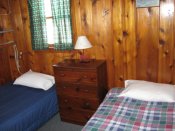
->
(82, 82), (175, 131)
(0, 83), (58, 131)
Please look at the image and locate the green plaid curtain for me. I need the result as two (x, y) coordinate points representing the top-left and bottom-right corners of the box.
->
(51, 0), (73, 50)
(28, 0), (48, 50)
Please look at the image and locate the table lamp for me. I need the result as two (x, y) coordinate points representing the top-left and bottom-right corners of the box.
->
(74, 36), (92, 62)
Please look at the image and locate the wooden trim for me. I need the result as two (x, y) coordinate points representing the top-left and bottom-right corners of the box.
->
(34, 49), (74, 54)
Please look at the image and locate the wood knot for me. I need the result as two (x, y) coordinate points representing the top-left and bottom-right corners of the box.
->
(168, 80), (172, 84)
(0, 6), (6, 10)
(169, 64), (173, 69)
(119, 76), (123, 81)
(148, 7), (152, 14)
(101, 44), (104, 49)
(82, 13), (88, 26)
(102, 8), (110, 17)
(112, 0), (114, 6)
(160, 28), (164, 33)
(112, 59), (115, 64)
(164, 50), (169, 56)
(159, 39), (165, 45)
(123, 31), (128, 37)
(91, 0), (99, 5)
(22, 17), (27, 21)
(117, 39), (122, 44)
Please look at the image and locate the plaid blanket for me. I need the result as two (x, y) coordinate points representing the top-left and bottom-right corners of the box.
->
(82, 88), (175, 131)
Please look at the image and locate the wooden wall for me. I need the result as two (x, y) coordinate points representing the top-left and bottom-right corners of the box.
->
(0, 0), (174, 88)
(0, 0), (20, 84)
(0, 0), (29, 83)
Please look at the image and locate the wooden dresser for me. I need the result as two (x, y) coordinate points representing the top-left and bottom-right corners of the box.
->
(53, 59), (108, 125)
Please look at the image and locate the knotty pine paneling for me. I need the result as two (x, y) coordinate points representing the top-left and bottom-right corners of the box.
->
(9, 0), (29, 76)
(0, 0), (15, 83)
(113, 0), (125, 87)
(136, 7), (159, 82)
(0, 0), (10, 15)
(158, 0), (174, 84)
(0, 15), (13, 44)
(1, 0), (174, 88)
(72, 0), (115, 86)
(123, 0), (137, 81)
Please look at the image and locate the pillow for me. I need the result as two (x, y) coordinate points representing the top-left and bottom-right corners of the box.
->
(118, 80), (175, 102)
(13, 70), (55, 91)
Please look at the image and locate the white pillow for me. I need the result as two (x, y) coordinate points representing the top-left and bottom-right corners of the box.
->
(13, 70), (55, 91)
(118, 80), (175, 102)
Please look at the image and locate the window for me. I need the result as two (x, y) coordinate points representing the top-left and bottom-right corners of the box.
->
(28, 0), (73, 50)
(44, 0), (54, 45)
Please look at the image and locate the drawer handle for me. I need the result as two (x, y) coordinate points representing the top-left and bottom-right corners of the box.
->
(84, 89), (89, 92)
(85, 102), (90, 107)
(83, 102), (90, 109)
(83, 75), (88, 79)
(64, 99), (68, 103)
(75, 87), (80, 92)
(63, 86), (66, 89)
(60, 73), (65, 77)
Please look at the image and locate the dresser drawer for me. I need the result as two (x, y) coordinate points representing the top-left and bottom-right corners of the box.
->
(59, 95), (99, 111)
(54, 69), (97, 86)
(60, 107), (95, 125)
(57, 83), (97, 98)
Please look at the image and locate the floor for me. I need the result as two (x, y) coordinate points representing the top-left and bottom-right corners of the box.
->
(38, 113), (83, 131)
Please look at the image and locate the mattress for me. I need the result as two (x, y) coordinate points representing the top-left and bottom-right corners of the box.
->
(82, 88), (175, 131)
(0, 83), (58, 131)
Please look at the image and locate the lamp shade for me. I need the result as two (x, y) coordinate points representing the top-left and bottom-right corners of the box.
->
(74, 36), (92, 50)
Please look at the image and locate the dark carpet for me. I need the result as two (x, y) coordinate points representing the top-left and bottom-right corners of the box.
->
(38, 113), (83, 131)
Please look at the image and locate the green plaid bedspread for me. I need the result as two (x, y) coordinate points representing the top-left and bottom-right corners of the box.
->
(82, 88), (175, 131)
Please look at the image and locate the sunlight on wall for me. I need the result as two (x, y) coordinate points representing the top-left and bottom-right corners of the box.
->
(161, 3), (174, 17)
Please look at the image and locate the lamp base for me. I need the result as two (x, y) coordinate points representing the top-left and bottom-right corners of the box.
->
(80, 55), (91, 63)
